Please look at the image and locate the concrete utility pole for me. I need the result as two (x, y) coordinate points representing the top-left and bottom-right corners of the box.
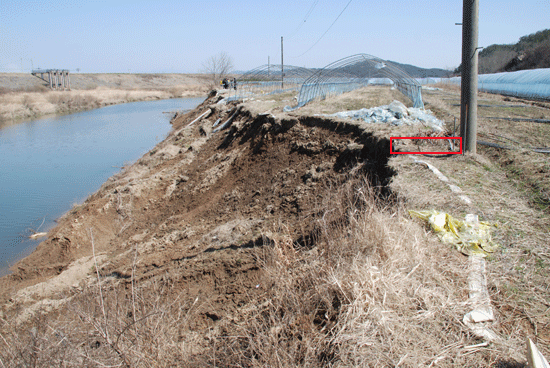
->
(281, 37), (284, 89)
(460, 0), (479, 153)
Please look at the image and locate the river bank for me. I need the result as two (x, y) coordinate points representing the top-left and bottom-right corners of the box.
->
(0, 97), (205, 277)
(0, 73), (210, 126)
(0, 86), (548, 366)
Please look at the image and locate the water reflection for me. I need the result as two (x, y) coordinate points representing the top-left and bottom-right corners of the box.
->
(0, 97), (203, 275)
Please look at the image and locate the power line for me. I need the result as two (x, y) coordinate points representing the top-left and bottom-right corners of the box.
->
(287, 0), (320, 39)
(295, 0), (353, 58)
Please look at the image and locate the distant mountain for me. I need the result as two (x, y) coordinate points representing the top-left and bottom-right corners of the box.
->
(387, 61), (452, 78)
(456, 29), (550, 74)
(235, 61), (451, 79)
(336, 60), (451, 79)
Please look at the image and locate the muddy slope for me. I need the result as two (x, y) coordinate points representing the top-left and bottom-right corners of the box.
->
(0, 91), (393, 317)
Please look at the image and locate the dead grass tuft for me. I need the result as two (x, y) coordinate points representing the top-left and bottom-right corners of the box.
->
(1, 174), (527, 367)
(310, 178), (489, 366)
(0, 279), (197, 367)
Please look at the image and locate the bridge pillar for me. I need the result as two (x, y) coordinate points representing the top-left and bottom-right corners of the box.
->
(31, 69), (71, 90)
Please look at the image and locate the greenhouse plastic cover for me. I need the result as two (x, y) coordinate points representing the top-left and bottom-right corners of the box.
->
(440, 68), (550, 100)
(476, 68), (550, 100)
(319, 100), (444, 131)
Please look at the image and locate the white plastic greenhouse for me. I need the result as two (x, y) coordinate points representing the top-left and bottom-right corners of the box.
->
(441, 68), (550, 101)
(477, 68), (550, 100)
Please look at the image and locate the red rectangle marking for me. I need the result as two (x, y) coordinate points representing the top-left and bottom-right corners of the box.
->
(390, 137), (462, 155)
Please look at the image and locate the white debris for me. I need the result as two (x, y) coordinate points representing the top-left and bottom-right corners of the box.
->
(527, 338), (550, 368)
(412, 158), (472, 205)
(422, 86), (442, 91)
(388, 100), (409, 118)
(463, 255), (498, 341)
(319, 100), (445, 132)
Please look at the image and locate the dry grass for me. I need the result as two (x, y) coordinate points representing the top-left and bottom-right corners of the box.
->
(0, 73), (210, 125)
(0, 85), (50, 95)
(303, 178), (520, 367)
(422, 82), (550, 213)
(0, 177), (521, 367)
(296, 86), (411, 116)
(390, 85), (550, 364)
(431, 82), (461, 93)
(0, 281), (196, 367)
(245, 86), (411, 117)
(0, 87), (207, 126)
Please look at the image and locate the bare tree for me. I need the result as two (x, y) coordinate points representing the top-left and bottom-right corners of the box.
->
(201, 52), (234, 87)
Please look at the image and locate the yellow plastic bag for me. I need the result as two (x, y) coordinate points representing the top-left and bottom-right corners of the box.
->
(409, 210), (498, 257)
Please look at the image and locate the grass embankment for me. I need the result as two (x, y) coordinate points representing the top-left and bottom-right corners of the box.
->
(0, 86), (548, 366)
(0, 73), (210, 126)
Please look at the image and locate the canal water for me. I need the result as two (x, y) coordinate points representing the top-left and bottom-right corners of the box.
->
(0, 97), (204, 275)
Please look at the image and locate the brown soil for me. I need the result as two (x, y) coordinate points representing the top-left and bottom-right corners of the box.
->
(0, 89), (399, 366)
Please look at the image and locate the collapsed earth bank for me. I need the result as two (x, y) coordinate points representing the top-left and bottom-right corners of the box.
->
(0, 89), (400, 359)
(2, 90), (394, 309)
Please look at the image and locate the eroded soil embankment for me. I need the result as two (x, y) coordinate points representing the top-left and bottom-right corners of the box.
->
(1, 91), (394, 323)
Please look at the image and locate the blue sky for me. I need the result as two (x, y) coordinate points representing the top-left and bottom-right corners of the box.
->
(1, 0), (549, 73)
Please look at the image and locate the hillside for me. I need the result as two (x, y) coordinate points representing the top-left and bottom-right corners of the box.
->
(236, 61), (450, 79)
(337, 60), (451, 78)
(456, 29), (550, 74)
(389, 60), (451, 78)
